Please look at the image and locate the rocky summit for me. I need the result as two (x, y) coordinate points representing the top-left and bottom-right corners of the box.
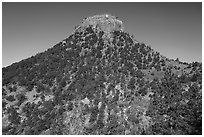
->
(76, 14), (123, 33)
(2, 14), (202, 135)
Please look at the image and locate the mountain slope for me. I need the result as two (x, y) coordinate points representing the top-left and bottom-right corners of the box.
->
(2, 14), (202, 135)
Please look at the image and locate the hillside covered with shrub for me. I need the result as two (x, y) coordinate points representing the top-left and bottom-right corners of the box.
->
(2, 14), (202, 135)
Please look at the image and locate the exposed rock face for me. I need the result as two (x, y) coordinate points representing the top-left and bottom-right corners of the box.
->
(75, 14), (123, 43)
(77, 14), (123, 33)
(2, 14), (202, 135)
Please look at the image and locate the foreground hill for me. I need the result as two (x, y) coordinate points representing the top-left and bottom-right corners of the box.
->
(2, 14), (202, 135)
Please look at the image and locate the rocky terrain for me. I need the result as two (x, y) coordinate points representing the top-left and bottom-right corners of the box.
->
(2, 14), (202, 135)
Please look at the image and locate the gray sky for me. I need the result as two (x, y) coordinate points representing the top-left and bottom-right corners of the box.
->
(2, 2), (202, 67)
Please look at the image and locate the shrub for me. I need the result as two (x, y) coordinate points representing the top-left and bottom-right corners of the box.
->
(6, 95), (15, 102)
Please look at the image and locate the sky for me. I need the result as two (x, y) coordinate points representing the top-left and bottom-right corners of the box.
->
(2, 2), (202, 67)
